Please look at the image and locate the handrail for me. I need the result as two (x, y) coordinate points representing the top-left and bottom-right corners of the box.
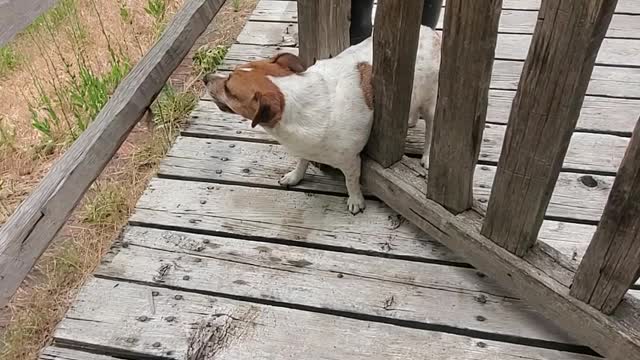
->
(0, 0), (226, 308)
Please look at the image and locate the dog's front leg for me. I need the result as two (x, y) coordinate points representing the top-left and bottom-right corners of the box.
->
(340, 155), (366, 215)
(279, 159), (309, 187)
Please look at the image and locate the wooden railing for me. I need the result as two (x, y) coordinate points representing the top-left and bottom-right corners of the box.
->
(299, 0), (639, 359)
(0, 0), (226, 307)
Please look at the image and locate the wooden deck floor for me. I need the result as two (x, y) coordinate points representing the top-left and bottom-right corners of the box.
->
(40, 1), (640, 359)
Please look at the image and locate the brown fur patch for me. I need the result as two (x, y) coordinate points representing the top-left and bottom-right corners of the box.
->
(357, 62), (374, 110)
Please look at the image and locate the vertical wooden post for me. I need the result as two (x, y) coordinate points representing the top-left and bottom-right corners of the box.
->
(570, 117), (640, 314)
(427, 0), (502, 214)
(480, 0), (618, 256)
(297, 0), (351, 67)
(366, 0), (424, 167)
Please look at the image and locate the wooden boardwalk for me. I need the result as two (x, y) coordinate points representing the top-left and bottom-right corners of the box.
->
(41, 1), (640, 359)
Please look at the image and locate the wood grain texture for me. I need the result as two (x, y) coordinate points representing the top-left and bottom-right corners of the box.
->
(39, 347), (121, 360)
(52, 278), (601, 360)
(571, 118), (640, 314)
(220, 50), (640, 100)
(218, 44), (640, 135)
(361, 156), (640, 360)
(297, 0), (349, 66)
(251, 0), (640, 39)
(0, 0), (57, 46)
(0, 0), (226, 308)
(481, 0), (618, 256)
(366, 0), (424, 167)
(92, 226), (586, 346)
(236, 21), (640, 67)
(428, 0), (502, 213)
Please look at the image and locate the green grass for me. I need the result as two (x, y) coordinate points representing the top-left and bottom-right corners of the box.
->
(232, 0), (242, 12)
(0, 46), (20, 78)
(193, 45), (228, 74)
(145, 0), (168, 36)
(27, 0), (78, 34)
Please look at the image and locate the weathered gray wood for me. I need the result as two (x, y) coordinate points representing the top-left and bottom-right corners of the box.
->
(428, 0), (502, 213)
(219, 44), (640, 134)
(162, 135), (614, 222)
(221, 51), (640, 100)
(236, 21), (640, 67)
(39, 347), (121, 360)
(360, 156), (640, 360)
(297, 0), (350, 67)
(0, 0), (226, 308)
(571, 118), (640, 314)
(93, 226), (585, 346)
(366, 0), (424, 167)
(252, 0), (640, 39)
(53, 278), (601, 360)
(131, 178), (457, 262)
(0, 0), (57, 46)
(482, 0), (618, 256)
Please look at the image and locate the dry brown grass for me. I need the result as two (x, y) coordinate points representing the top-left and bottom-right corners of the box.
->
(0, 0), (257, 359)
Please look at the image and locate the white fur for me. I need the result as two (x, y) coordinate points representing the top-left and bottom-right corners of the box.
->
(266, 26), (440, 214)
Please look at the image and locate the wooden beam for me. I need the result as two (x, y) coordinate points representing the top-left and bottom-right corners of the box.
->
(427, 0), (502, 213)
(0, 0), (226, 308)
(366, 0), (424, 167)
(361, 156), (640, 360)
(297, 0), (350, 67)
(481, 0), (618, 256)
(0, 0), (57, 46)
(571, 117), (640, 314)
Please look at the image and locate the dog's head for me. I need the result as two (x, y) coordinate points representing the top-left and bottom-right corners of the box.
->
(203, 53), (306, 128)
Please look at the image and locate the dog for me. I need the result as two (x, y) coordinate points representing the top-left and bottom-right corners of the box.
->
(203, 26), (440, 214)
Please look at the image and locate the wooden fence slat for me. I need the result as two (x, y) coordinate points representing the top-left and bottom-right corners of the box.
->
(427, 0), (502, 213)
(366, 0), (424, 167)
(481, 0), (618, 256)
(360, 156), (640, 360)
(297, 0), (350, 67)
(571, 117), (640, 314)
(0, 0), (226, 308)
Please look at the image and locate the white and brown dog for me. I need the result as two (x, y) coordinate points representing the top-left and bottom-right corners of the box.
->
(204, 26), (440, 214)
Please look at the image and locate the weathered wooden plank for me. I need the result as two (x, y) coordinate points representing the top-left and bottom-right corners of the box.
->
(251, 0), (640, 39)
(428, 0), (502, 213)
(219, 45), (640, 134)
(131, 178), (457, 263)
(297, 0), (349, 66)
(53, 278), (601, 360)
(366, 0), (424, 167)
(187, 101), (628, 176)
(482, 0), (618, 256)
(159, 136), (604, 266)
(236, 21), (640, 67)
(0, 0), (58, 46)
(39, 347), (121, 360)
(0, 0), (226, 308)
(571, 118), (640, 314)
(220, 52), (640, 99)
(360, 156), (640, 360)
(93, 226), (587, 346)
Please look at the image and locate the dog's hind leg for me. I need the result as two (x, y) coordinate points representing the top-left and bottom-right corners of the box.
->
(279, 159), (309, 187)
(340, 155), (366, 215)
(421, 101), (436, 168)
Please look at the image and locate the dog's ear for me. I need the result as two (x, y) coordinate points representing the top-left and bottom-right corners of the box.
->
(272, 53), (307, 74)
(251, 92), (282, 128)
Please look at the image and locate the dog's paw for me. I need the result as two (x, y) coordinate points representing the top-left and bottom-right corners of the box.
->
(347, 194), (366, 215)
(420, 154), (430, 169)
(279, 170), (304, 187)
